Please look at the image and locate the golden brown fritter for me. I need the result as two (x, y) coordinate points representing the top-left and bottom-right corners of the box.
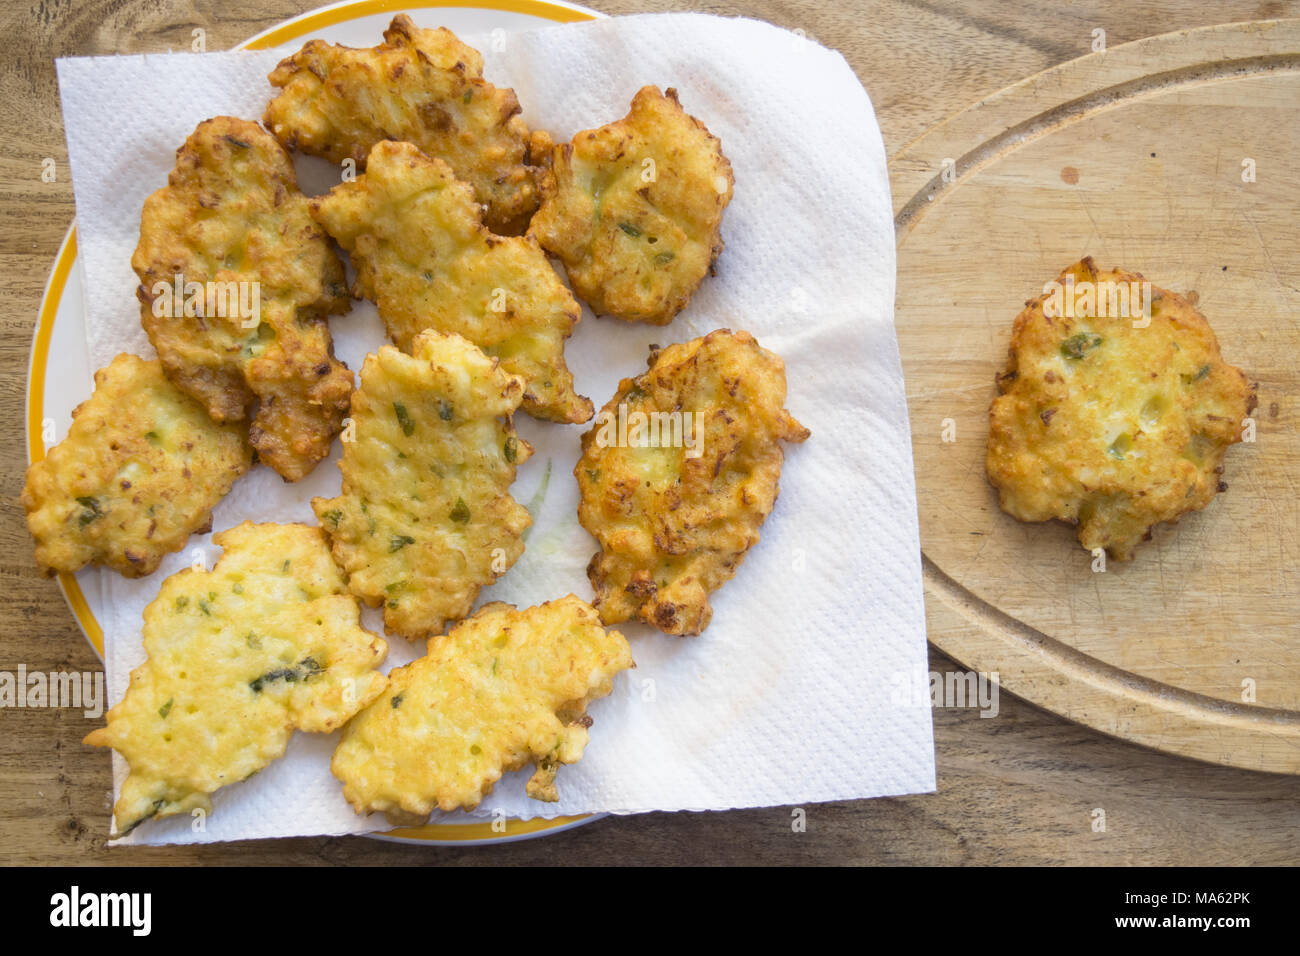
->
(311, 140), (592, 424)
(312, 331), (534, 641)
(529, 86), (734, 325)
(331, 596), (633, 823)
(84, 522), (388, 835)
(22, 354), (251, 578)
(265, 14), (545, 235)
(987, 258), (1257, 560)
(131, 116), (352, 482)
(576, 329), (809, 635)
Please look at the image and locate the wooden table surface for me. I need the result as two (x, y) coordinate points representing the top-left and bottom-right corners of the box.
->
(3, 0), (1297, 866)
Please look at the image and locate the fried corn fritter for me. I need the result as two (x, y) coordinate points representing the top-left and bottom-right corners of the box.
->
(312, 331), (534, 640)
(987, 258), (1257, 560)
(331, 596), (632, 822)
(311, 140), (592, 423)
(576, 329), (809, 635)
(84, 522), (388, 835)
(265, 14), (545, 235)
(529, 86), (734, 326)
(22, 354), (251, 578)
(131, 116), (352, 482)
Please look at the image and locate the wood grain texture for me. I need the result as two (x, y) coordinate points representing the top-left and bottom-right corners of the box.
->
(2, 0), (1298, 866)
(893, 19), (1300, 772)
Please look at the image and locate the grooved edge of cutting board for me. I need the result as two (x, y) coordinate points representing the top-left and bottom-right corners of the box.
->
(891, 18), (1300, 774)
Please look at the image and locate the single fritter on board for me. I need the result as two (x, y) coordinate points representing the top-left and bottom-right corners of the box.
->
(986, 258), (1257, 560)
(576, 329), (809, 635)
(265, 14), (546, 235)
(131, 116), (353, 482)
(331, 596), (633, 823)
(529, 86), (734, 326)
(311, 140), (592, 423)
(22, 354), (251, 578)
(312, 331), (534, 641)
(84, 522), (388, 835)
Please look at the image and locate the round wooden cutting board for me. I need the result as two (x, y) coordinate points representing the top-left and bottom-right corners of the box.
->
(891, 19), (1300, 773)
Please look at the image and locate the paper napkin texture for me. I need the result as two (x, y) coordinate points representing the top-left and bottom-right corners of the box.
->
(56, 12), (934, 844)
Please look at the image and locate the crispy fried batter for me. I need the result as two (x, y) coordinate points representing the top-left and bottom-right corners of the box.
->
(987, 258), (1257, 560)
(131, 116), (352, 482)
(22, 354), (251, 578)
(331, 596), (633, 822)
(312, 331), (534, 640)
(83, 522), (388, 834)
(265, 14), (544, 235)
(530, 86), (734, 326)
(576, 329), (808, 635)
(311, 140), (592, 423)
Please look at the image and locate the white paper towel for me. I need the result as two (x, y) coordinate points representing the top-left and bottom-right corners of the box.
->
(55, 12), (935, 845)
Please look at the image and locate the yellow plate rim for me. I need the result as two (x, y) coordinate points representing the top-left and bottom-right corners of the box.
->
(28, 0), (605, 846)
